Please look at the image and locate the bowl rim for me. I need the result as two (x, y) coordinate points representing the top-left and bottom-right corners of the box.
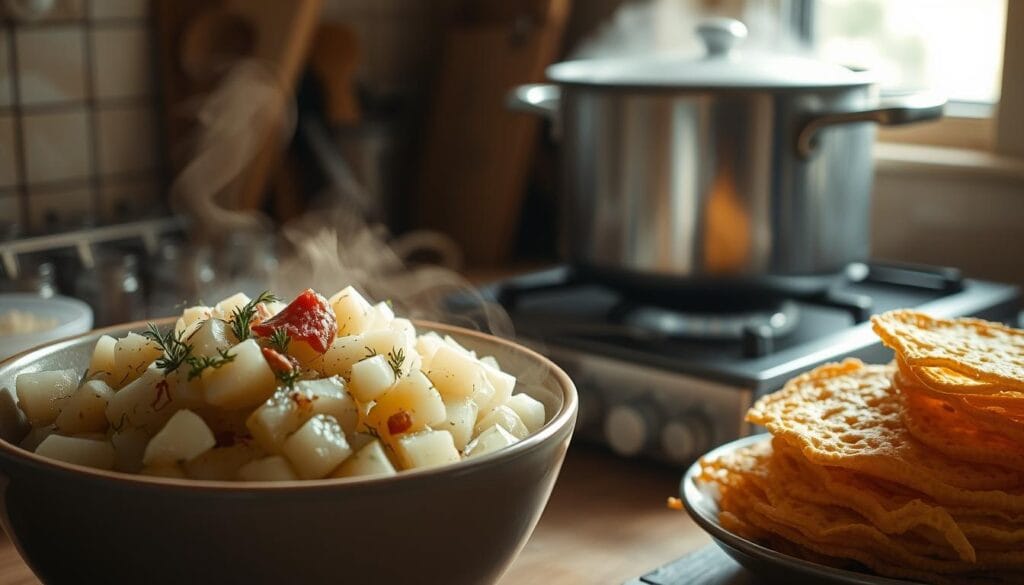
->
(0, 318), (578, 492)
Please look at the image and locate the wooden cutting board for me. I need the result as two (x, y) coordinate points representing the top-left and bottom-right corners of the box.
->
(414, 0), (571, 267)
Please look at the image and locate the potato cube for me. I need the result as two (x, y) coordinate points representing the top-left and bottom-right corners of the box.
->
(55, 379), (114, 434)
(202, 339), (277, 409)
(367, 301), (395, 330)
(105, 367), (178, 434)
(174, 305), (211, 335)
(470, 377), (496, 414)
(395, 430), (460, 470)
(415, 332), (444, 370)
(329, 286), (374, 336)
(479, 355), (500, 370)
(506, 393), (546, 434)
(246, 390), (304, 454)
(88, 335), (117, 385)
(390, 318), (416, 342)
(19, 424), (55, 452)
(111, 427), (150, 473)
(436, 397), (478, 451)
(314, 330), (408, 379)
(141, 464), (186, 478)
(444, 335), (472, 356)
(367, 371), (446, 440)
(474, 405), (529, 440)
(111, 332), (163, 388)
(427, 345), (487, 402)
(184, 443), (264, 480)
(237, 456), (298, 481)
(349, 354), (396, 403)
(143, 409), (216, 466)
(299, 377), (359, 434)
(331, 439), (396, 478)
(186, 317), (230, 359)
(35, 435), (115, 470)
(211, 292), (251, 321)
(247, 377), (357, 454)
(16, 369), (77, 427)
(281, 415), (351, 479)
(480, 363), (516, 412)
(465, 424), (519, 458)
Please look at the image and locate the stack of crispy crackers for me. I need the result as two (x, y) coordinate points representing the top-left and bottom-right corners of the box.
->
(699, 310), (1024, 584)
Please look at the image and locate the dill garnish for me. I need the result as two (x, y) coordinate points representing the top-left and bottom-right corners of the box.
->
(229, 291), (279, 342)
(267, 328), (291, 353)
(141, 323), (193, 375)
(185, 347), (236, 380)
(386, 347), (406, 377)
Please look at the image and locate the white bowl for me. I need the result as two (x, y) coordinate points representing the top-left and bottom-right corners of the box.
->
(0, 294), (93, 360)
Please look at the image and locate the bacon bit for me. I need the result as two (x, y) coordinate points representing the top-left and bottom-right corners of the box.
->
(262, 347), (297, 374)
(387, 411), (413, 435)
(667, 497), (683, 511)
(289, 391), (313, 409)
(251, 289), (337, 354)
(215, 431), (236, 448)
(151, 379), (173, 411)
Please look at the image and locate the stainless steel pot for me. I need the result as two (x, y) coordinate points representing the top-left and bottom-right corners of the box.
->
(510, 18), (944, 289)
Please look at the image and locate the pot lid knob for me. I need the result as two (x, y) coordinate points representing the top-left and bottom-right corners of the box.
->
(696, 17), (748, 57)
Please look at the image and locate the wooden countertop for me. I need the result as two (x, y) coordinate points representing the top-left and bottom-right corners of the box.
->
(0, 445), (706, 585)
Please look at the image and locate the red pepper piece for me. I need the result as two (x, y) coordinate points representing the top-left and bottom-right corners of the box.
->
(252, 289), (337, 354)
(387, 411), (413, 435)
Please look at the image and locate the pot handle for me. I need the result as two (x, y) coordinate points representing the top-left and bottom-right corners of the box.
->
(796, 92), (946, 158)
(506, 83), (561, 118)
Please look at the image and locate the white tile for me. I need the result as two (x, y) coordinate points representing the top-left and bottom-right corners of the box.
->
(96, 105), (157, 175)
(27, 184), (95, 233)
(90, 26), (154, 99)
(0, 115), (19, 188)
(15, 27), (87, 106)
(23, 109), (91, 184)
(0, 30), (11, 107)
(89, 0), (149, 20)
(100, 176), (160, 222)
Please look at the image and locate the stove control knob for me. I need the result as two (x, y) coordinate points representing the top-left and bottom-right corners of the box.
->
(604, 403), (657, 457)
(660, 413), (712, 464)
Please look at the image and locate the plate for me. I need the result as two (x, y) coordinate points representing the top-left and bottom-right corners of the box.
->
(680, 434), (918, 585)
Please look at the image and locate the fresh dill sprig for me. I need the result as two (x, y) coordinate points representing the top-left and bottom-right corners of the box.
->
(229, 291), (279, 342)
(275, 368), (303, 390)
(364, 346), (378, 359)
(141, 323), (193, 375)
(185, 347), (236, 380)
(386, 347), (406, 377)
(267, 328), (291, 353)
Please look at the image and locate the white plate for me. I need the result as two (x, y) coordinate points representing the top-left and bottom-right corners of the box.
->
(681, 434), (918, 585)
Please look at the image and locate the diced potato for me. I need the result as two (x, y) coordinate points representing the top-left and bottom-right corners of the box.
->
(211, 292), (251, 321)
(186, 317), (230, 359)
(73, 432), (108, 441)
(444, 335), (472, 356)
(111, 332), (163, 388)
(479, 355), (500, 370)
(16, 369), (77, 427)
(202, 339), (277, 409)
(390, 318), (416, 342)
(184, 443), (264, 480)
(427, 345), (488, 402)
(282, 415), (351, 479)
(54, 379), (114, 434)
(470, 378), (496, 415)
(175, 306), (212, 336)
(366, 301), (395, 330)
(247, 377), (357, 454)
(35, 435), (115, 470)
(19, 424), (55, 452)
(331, 439), (396, 478)
(506, 393), (546, 434)
(465, 424), (519, 458)
(367, 370), (446, 440)
(141, 463), (186, 478)
(196, 407), (250, 438)
(313, 330), (408, 379)
(474, 405), (529, 440)
(436, 397), (478, 451)
(165, 373), (206, 410)
(415, 332), (444, 370)
(330, 286), (374, 336)
(111, 427), (150, 473)
(349, 354), (396, 403)
(105, 367), (178, 434)
(237, 456), (298, 481)
(88, 335), (117, 385)
(480, 363), (516, 412)
(143, 409), (216, 466)
(395, 430), (459, 470)
(285, 339), (322, 366)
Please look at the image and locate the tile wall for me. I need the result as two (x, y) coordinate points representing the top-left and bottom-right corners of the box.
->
(0, 0), (163, 239)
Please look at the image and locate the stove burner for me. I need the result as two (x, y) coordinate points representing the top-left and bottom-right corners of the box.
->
(612, 300), (800, 343)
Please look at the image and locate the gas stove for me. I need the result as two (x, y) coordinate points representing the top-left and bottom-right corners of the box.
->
(460, 263), (1020, 464)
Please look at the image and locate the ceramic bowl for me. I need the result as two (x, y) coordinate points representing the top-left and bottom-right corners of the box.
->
(0, 319), (577, 585)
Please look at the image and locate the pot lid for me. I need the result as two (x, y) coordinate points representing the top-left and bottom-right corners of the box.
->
(547, 18), (872, 90)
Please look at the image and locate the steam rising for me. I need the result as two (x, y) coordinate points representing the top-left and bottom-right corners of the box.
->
(171, 60), (513, 338)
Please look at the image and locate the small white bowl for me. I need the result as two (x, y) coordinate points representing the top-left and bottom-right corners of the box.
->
(0, 294), (93, 360)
